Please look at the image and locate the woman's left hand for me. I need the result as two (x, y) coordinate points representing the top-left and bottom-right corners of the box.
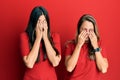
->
(89, 30), (98, 49)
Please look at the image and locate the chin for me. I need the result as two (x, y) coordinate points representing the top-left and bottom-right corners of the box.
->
(85, 38), (89, 43)
(86, 38), (89, 41)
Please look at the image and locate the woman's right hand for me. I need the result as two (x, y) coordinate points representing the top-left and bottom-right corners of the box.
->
(35, 22), (43, 39)
(77, 30), (88, 46)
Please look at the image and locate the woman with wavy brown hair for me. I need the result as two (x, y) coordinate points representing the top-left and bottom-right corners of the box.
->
(64, 14), (108, 80)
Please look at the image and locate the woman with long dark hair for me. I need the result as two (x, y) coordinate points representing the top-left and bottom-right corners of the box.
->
(64, 14), (108, 80)
(20, 6), (61, 80)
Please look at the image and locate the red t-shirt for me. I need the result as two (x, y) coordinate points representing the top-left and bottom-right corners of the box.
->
(64, 40), (107, 80)
(20, 32), (61, 80)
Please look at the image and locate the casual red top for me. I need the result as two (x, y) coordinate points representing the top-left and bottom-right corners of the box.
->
(20, 32), (61, 80)
(64, 40), (107, 80)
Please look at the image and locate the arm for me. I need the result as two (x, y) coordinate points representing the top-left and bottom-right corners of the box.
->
(65, 30), (88, 72)
(23, 37), (41, 68)
(89, 31), (108, 73)
(43, 37), (61, 67)
(95, 51), (108, 73)
(42, 24), (61, 67)
(23, 23), (42, 68)
(65, 44), (82, 72)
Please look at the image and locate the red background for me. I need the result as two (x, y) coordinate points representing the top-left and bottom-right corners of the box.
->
(0, 0), (120, 80)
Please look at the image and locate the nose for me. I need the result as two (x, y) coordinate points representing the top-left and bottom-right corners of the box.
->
(85, 29), (90, 35)
(86, 29), (89, 32)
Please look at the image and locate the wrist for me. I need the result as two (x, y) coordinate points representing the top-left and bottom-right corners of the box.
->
(76, 43), (82, 48)
(36, 36), (42, 41)
(93, 43), (99, 49)
(43, 35), (48, 41)
(94, 47), (101, 53)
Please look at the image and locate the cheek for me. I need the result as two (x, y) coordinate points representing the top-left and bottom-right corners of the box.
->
(79, 29), (82, 33)
(79, 28), (84, 32)
(79, 29), (83, 34)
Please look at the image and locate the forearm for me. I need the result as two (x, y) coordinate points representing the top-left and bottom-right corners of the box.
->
(43, 37), (61, 67)
(24, 37), (41, 68)
(65, 44), (82, 72)
(92, 43), (108, 73)
(95, 52), (108, 73)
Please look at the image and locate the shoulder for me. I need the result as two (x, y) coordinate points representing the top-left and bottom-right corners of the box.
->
(51, 32), (60, 42)
(65, 40), (75, 48)
(20, 32), (29, 41)
(51, 32), (60, 38)
(64, 40), (75, 55)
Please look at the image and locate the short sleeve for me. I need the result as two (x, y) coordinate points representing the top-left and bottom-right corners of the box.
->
(64, 41), (75, 56)
(51, 33), (61, 55)
(20, 32), (30, 57)
(99, 40), (107, 58)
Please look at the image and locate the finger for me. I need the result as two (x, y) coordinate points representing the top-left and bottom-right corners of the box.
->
(89, 31), (97, 41)
(45, 24), (48, 30)
(78, 31), (84, 40)
(89, 33), (92, 40)
(37, 22), (40, 29)
(39, 27), (43, 32)
(37, 24), (42, 31)
(91, 31), (96, 37)
(43, 26), (47, 32)
(89, 31), (94, 38)
(39, 22), (43, 28)
(79, 30), (86, 37)
(82, 31), (88, 40)
(44, 23), (48, 29)
(79, 31), (87, 41)
(89, 31), (93, 38)
(79, 30), (85, 37)
(84, 32), (88, 39)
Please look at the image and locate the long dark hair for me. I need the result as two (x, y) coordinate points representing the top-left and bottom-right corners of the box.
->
(76, 14), (100, 60)
(26, 6), (59, 62)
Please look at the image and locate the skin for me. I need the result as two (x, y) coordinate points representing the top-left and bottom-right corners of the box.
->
(65, 21), (108, 73)
(23, 15), (61, 68)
